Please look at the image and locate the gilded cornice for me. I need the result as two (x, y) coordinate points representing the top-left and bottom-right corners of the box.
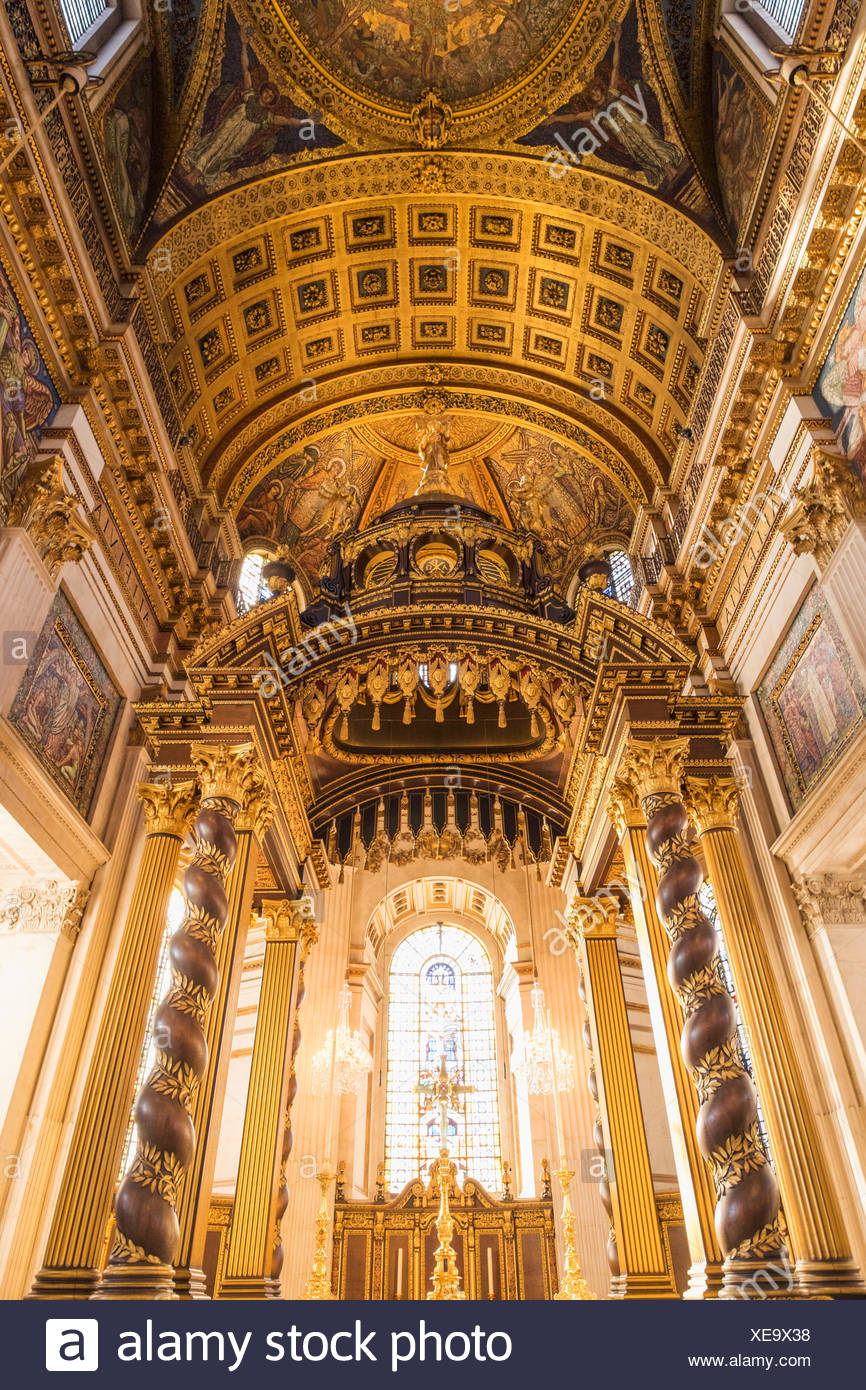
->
(665, 48), (866, 625)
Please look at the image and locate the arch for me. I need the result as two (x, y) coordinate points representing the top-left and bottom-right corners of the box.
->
(365, 875), (517, 959)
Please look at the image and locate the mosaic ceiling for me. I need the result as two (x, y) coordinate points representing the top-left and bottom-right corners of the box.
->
(234, 416), (636, 592)
(284, 0), (579, 106)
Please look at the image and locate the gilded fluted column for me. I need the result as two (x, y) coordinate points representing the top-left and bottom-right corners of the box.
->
(220, 902), (317, 1299)
(30, 780), (198, 1300)
(94, 743), (260, 1299)
(271, 922), (314, 1288)
(607, 775), (724, 1299)
(684, 774), (864, 1297)
(567, 905), (675, 1298)
(172, 771), (273, 1297)
(625, 737), (786, 1298)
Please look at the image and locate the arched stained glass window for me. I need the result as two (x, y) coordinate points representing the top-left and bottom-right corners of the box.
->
(606, 549), (633, 605)
(384, 923), (502, 1192)
(237, 551), (270, 612)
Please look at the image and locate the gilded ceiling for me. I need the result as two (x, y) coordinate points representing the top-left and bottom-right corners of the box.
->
(91, 0), (773, 593)
(150, 167), (720, 505)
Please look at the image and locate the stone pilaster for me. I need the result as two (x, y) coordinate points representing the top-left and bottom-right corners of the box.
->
(684, 774), (864, 1298)
(29, 780), (198, 1299)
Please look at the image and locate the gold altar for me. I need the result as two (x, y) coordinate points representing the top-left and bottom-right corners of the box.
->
(331, 1166), (558, 1301)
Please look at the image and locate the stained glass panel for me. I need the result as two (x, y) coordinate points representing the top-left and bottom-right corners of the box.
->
(384, 923), (502, 1192)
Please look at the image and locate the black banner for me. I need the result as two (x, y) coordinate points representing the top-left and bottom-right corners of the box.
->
(2, 1296), (853, 1388)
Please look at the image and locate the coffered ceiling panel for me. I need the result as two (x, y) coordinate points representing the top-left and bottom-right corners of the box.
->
(149, 153), (721, 505)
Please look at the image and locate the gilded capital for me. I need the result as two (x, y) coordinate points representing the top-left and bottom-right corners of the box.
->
(7, 454), (95, 577)
(233, 759), (274, 839)
(262, 897), (318, 943)
(567, 896), (619, 944)
(192, 741), (260, 806)
(780, 449), (866, 570)
(138, 779), (199, 837)
(606, 774), (645, 838)
(683, 775), (740, 834)
(620, 736), (690, 804)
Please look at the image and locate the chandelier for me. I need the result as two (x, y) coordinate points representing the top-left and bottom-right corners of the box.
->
(523, 983), (576, 1096)
(310, 984), (373, 1097)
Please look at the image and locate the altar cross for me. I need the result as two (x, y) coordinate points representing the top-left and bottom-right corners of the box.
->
(416, 1054), (474, 1156)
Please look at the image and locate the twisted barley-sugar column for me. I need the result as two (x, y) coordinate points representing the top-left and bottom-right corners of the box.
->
(567, 903), (675, 1297)
(684, 774), (864, 1298)
(624, 737), (786, 1298)
(220, 901), (316, 1299)
(93, 743), (259, 1300)
(172, 768), (273, 1298)
(606, 775), (724, 1299)
(29, 779), (198, 1300)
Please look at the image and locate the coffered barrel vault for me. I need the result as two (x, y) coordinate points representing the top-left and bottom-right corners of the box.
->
(147, 157), (724, 508)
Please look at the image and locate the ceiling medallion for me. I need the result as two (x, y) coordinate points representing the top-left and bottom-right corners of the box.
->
(250, 0), (625, 144)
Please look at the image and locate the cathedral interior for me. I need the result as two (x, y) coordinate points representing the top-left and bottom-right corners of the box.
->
(0, 0), (865, 1304)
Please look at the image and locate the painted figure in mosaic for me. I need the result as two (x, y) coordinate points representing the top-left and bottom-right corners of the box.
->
(0, 273), (55, 515)
(187, 26), (311, 188)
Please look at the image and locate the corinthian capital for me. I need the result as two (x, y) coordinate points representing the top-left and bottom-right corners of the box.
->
(780, 450), (865, 569)
(261, 897), (318, 943)
(233, 758), (274, 840)
(7, 454), (95, 578)
(137, 779), (199, 837)
(191, 741), (260, 806)
(0, 880), (88, 938)
(619, 736), (690, 804)
(683, 775), (740, 834)
(606, 772), (645, 838)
